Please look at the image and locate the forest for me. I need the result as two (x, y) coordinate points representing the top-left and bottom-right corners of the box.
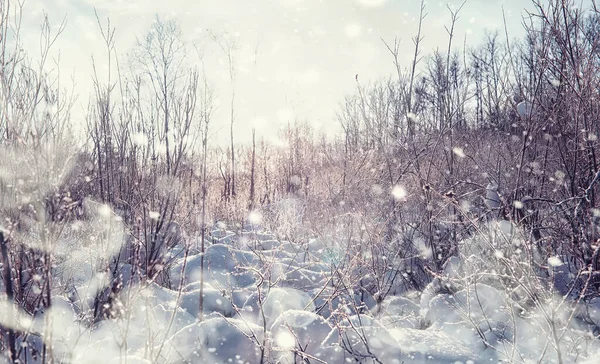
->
(1, 0), (600, 363)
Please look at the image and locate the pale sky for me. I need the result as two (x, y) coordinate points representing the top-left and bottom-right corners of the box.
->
(19, 0), (529, 144)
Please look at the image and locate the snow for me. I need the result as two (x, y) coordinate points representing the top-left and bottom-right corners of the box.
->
(517, 100), (534, 119)
(484, 182), (500, 209)
(389, 327), (480, 362)
(392, 185), (407, 200)
(238, 287), (315, 327)
(335, 314), (405, 363)
(270, 310), (332, 362)
(170, 244), (257, 289)
(5, 222), (600, 363)
(107, 356), (151, 364)
(180, 286), (235, 317)
(373, 295), (421, 329)
(584, 297), (600, 327)
(162, 315), (265, 363)
(425, 283), (510, 330)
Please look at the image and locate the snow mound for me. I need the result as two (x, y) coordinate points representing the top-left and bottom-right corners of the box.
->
(239, 287), (314, 327)
(335, 314), (404, 363)
(162, 315), (264, 363)
(425, 283), (509, 330)
(389, 327), (480, 363)
(270, 310), (332, 362)
(170, 244), (257, 289)
(374, 295), (421, 329)
(107, 356), (151, 364)
(180, 286), (234, 318)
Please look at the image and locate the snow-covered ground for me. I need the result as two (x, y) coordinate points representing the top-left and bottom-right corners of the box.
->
(3, 221), (600, 364)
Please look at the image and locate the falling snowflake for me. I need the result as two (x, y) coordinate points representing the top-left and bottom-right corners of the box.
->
(132, 133), (148, 147)
(452, 147), (466, 158)
(248, 211), (262, 224)
(548, 256), (563, 267)
(391, 185), (407, 200)
(275, 330), (296, 349)
(98, 204), (112, 217)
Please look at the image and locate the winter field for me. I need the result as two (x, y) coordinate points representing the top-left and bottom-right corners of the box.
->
(3, 0), (600, 363)
(2, 208), (600, 363)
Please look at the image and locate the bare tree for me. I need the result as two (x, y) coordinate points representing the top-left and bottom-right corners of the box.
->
(196, 49), (214, 321)
(211, 33), (238, 200)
